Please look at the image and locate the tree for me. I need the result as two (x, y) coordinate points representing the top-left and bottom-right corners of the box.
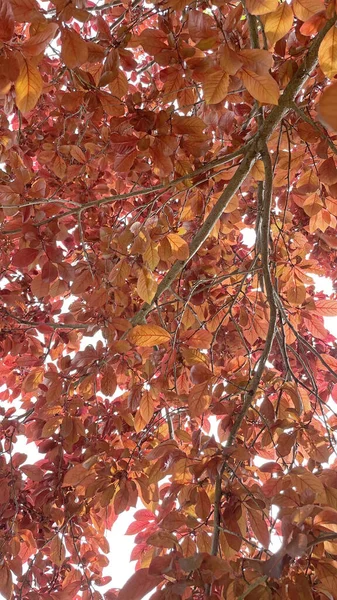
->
(4, 0), (337, 598)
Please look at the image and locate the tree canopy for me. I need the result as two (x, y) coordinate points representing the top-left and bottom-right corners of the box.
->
(3, 0), (337, 598)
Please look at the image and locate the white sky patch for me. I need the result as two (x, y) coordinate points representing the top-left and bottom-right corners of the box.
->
(241, 227), (256, 247)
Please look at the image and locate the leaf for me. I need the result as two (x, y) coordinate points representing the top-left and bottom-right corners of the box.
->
(22, 22), (58, 56)
(101, 366), (117, 396)
(118, 569), (163, 600)
(0, 0), (14, 41)
(137, 267), (158, 304)
(139, 391), (154, 424)
(318, 26), (337, 79)
(314, 508), (337, 530)
(128, 325), (170, 347)
(316, 561), (337, 598)
(318, 83), (337, 131)
(287, 284), (306, 306)
(292, 0), (323, 22)
(315, 299), (337, 316)
(12, 247), (39, 267)
(61, 28), (88, 69)
(246, 0), (278, 15)
(143, 242), (160, 270)
(62, 463), (91, 487)
(108, 69), (128, 98)
(22, 368), (44, 392)
(166, 233), (189, 260)
(188, 381), (211, 417)
(114, 487), (129, 514)
(50, 536), (66, 567)
(70, 145), (86, 163)
(202, 69), (229, 104)
(263, 3), (294, 46)
(15, 59), (43, 113)
(240, 69), (280, 105)
(248, 509), (270, 548)
(0, 564), (13, 600)
(251, 160), (265, 180)
(41, 261), (58, 283)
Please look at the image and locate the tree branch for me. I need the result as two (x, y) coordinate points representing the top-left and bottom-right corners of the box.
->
(130, 15), (337, 327)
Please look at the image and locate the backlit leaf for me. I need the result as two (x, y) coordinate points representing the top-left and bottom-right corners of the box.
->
(202, 70), (229, 105)
(128, 325), (171, 347)
(139, 391), (154, 424)
(137, 267), (158, 303)
(246, 0), (278, 15)
(318, 83), (337, 131)
(15, 59), (43, 113)
(318, 26), (337, 79)
(167, 233), (189, 260)
(61, 28), (88, 69)
(292, 0), (323, 22)
(263, 3), (294, 46)
(315, 299), (337, 316)
(241, 69), (280, 105)
(50, 536), (66, 567)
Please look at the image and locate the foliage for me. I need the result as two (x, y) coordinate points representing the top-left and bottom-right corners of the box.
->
(3, 0), (337, 598)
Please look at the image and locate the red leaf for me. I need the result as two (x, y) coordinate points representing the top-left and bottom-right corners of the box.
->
(12, 248), (40, 267)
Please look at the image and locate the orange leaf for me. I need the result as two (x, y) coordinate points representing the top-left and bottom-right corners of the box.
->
(287, 284), (306, 306)
(251, 160), (265, 180)
(137, 267), (158, 304)
(241, 69), (280, 105)
(202, 69), (229, 105)
(188, 381), (211, 417)
(315, 299), (337, 316)
(143, 241), (160, 270)
(128, 325), (171, 347)
(246, 0), (278, 15)
(318, 83), (337, 131)
(167, 233), (189, 260)
(263, 3), (294, 46)
(15, 59), (43, 113)
(292, 0), (323, 22)
(318, 26), (337, 79)
(139, 391), (154, 424)
(119, 569), (163, 600)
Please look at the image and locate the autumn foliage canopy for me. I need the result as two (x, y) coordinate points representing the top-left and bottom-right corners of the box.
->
(5, 0), (337, 598)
